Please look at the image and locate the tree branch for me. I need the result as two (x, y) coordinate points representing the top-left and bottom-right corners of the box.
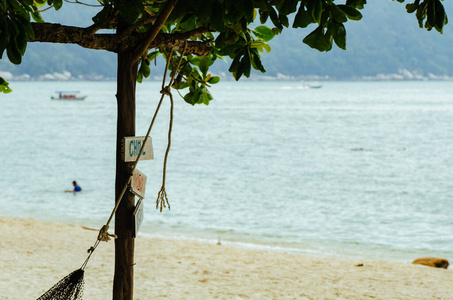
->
(30, 23), (121, 51)
(29, 22), (212, 56)
(150, 32), (212, 56)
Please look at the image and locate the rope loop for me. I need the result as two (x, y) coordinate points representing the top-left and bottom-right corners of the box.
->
(160, 87), (171, 96)
(97, 225), (117, 242)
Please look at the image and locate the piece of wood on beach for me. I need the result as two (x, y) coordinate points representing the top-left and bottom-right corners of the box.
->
(412, 257), (449, 269)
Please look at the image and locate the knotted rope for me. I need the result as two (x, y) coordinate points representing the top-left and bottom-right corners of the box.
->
(156, 85), (174, 212)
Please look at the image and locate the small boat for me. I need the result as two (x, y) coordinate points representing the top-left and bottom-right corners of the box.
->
(308, 83), (322, 89)
(301, 81), (323, 89)
(51, 91), (87, 100)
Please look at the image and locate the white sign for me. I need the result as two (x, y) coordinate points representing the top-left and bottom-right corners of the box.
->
(122, 136), (153, 162)
(130, 168), (147, 199)
(133, 198), (144, 238)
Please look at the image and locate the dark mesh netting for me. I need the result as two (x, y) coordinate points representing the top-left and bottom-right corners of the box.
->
(37, 268), (85, 300)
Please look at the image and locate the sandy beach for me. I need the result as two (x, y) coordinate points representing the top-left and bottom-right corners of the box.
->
(0, 217), (452, 300)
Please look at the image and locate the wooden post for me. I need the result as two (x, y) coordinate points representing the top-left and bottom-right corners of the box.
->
(113, 49), (139, 300)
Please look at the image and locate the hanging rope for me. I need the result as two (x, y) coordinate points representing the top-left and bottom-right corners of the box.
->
(155, 88), (172, 211)
(156, 48), (183, 212)
(82, 41), (187, 270)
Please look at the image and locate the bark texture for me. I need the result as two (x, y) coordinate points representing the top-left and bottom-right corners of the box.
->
(113, 50), (139, 300)
(30, 23), (212, 55)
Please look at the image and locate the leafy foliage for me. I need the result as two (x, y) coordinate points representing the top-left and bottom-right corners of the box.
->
(400, 0), (448, 33)
(1, 0), (47, 93)
(0, 76), (12, 93)
(0, 0), (37, 65)
(0, 0), (449, 96)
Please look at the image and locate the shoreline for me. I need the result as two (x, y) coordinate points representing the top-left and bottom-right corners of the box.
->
(1, 216), (452, 299)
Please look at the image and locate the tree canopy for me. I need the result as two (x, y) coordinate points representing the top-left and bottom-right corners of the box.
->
(0, 0), (448, 96)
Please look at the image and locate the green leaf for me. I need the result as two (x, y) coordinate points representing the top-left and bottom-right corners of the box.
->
(269, 7), (282, 29)
(15, 15), (34, 39)
(330, 4), (347, 23)
(137, 72), (143, 83)
(173, 81), (189, 90)
(228, 53), (242, 73)
(279, 14), (289, 28)
(307, 0), (323, 24)
(217, 43), (242, 56)
(141, 61), (150, 78)
(251, 41), (271, 53)
(251, 25), (274, 42)
(320, 8), (329, 26)
(14, 29), (27, 55)
(198, 56), (209, 76)
(406, 1), (420, 14)
(0, 17), (8, 58)
(416, 1), (428, 22)
(199, 86), (210, 105)
(200, 92), (209, 105)
(189, 56), (201, 66)
(259, 10), (269, 24)
(184, 87), (210, 106)
(426, 0), (435, 29)
(207, 76), (220, 84)
(345, 0), (367, 9)
(293, 4), (310, 28)
(34, 0), (47, 8)
(0, 77), (12, 93)
(338, 5), (362, 21)
(53, 0), (62, 10)
(241, 50), (251, 78)
(6, 44), (22, 64)
(271, 27), (282, 35)
(303, 26), (332, 52)
(183, 91), (198, 105)
(279, 0), (298, 15)
(250, 50), (266, 73)
(31, 11), (45, 23)
(191, 67), (202, 80)
(433, 0), (447, 33)
(331, 22), (346, 50)
(92, 5), (110, 24)
(147, 51), (159, 61)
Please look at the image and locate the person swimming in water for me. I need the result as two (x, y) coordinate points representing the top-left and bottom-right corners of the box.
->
(65, 181), (82, 193)
(72, 181), (81, 192)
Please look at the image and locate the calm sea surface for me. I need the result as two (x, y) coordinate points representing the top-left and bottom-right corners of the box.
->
(1, 80), (453, 263)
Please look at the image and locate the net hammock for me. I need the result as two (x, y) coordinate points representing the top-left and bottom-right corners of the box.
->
(36, 46), (186, 299)
(37, 269), (85, 300)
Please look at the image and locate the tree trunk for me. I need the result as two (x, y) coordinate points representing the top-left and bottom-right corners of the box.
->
(113, 50), (139, 300)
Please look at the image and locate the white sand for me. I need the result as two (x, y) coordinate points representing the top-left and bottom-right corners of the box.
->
(0, 217), (452, 299)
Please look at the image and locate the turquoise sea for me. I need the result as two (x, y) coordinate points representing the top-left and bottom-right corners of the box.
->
(1, 80), (453, 263)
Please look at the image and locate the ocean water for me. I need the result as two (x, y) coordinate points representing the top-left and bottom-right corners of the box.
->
(1, 80), (453, 263)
